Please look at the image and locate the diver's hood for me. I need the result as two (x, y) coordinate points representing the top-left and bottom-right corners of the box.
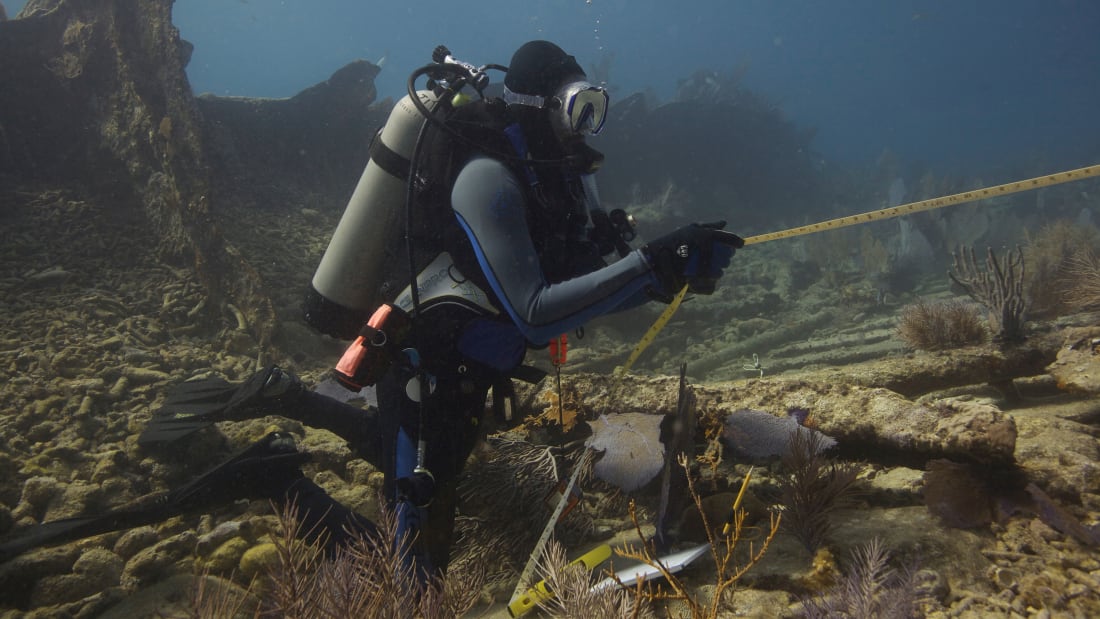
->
(510, 105), (604, 175)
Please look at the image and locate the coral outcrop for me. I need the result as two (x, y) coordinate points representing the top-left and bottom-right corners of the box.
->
(1, 0), (268, 345)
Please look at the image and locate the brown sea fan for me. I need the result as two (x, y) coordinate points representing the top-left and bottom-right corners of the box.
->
(1062, 247), (1100, 311)
(258, 496), (484, 618)
(1024, 219), (1100, 318)
(534, 539), (654, 618)
(800, 537), (923, 619)
(778, 428), (861, 554)
(895, 298), (987, 351)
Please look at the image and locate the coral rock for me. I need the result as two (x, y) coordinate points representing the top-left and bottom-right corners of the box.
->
(1047, 326), (1100, 395)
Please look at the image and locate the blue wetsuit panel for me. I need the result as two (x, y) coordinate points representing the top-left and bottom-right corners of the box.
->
(457, 317), (527, 372)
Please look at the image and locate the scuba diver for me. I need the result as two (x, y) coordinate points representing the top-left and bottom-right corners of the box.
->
(0, 41), (743, 577)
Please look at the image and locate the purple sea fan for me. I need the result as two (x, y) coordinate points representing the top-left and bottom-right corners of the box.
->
(586, 413), (665, 492)
(722, 409), (836, 460)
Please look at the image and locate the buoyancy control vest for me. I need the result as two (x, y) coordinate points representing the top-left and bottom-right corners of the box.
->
(391, 99), (608, 308)
(304, 91), (605, 340)
(377, 97), (519, 314)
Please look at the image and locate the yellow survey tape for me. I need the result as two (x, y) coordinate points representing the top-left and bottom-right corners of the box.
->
(616, 282), (691, 373)
(508, 544), (613, 617)
(743, 163), (1100, 246)
(618, 163), (1100, 371)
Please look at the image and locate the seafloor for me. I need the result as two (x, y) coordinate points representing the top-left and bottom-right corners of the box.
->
(1, 185), (1098, 619)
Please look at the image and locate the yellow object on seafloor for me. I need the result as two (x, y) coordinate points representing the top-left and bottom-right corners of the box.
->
(723, 467), (754, 536)
(507, 544), (613, 617)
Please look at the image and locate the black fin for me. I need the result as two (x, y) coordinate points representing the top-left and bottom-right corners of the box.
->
(136, 418), (219, 445)
(159, 377), (235, 406)
(0, 433), (308, 562)
(0, 498), (173, 563)
(138, 376), (236, 445)
(167, 432), (308, 509)
(138, 367), (276, 446)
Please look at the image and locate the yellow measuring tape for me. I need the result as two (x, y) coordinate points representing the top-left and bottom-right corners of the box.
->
(615, 282), (690, 374)
(617, 163), (1100, 372)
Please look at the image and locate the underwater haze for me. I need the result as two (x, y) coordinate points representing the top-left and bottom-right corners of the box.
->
(12, 0), (1098, 175)
(6, 2), (1100, 617)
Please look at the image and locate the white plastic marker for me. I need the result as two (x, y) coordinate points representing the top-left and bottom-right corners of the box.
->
(590, 542), (711, 591)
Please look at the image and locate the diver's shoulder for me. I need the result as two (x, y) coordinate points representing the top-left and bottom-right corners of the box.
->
(457, 153), (518, 180)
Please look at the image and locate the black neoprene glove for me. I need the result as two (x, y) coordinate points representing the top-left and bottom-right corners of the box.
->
(643, 221), (745, 300)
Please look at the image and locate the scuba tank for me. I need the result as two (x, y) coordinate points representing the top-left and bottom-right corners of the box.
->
(303, 46), (633, 340)
(304, 90), (442, 340)
(305, 46), (505, 340)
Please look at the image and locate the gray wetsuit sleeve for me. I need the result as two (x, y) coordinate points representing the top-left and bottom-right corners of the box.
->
(451, 156), (657, 345)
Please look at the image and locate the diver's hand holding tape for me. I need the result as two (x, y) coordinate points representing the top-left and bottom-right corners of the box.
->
(643, 221), (744, 299)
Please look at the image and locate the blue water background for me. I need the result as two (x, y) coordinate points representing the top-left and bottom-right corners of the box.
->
(7, 0), (1099, 174)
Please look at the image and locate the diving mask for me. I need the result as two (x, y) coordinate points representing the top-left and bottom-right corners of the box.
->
(503, 80), (609, 136)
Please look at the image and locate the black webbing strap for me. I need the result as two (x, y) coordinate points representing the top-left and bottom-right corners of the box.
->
(510, 364), (548, 384)
(369, 130), (412, 181)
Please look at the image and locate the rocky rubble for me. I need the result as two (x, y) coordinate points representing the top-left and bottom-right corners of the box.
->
(1, 185), (1099, 618)
(1, 1), (1098, 617)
